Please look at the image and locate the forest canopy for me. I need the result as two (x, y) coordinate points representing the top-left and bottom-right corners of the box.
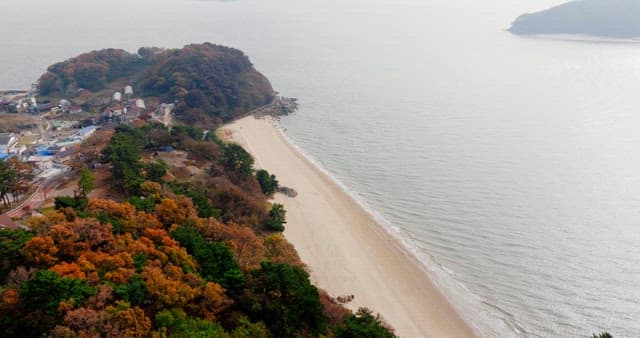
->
(37, 43), (275, 125)
(0, 122), (397, 338)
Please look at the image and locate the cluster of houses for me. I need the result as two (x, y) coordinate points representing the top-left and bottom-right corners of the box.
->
(97, 86), (174, 129)
(0, 93), (83, 115)
(2, 85), (174, 130)
(1, 84), (176, 181)
(0, 125), (98, 179)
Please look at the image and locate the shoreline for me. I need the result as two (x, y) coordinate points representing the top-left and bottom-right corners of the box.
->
(222, 116), (477, 338)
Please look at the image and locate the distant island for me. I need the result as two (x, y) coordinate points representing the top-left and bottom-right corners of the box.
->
(509, 0), (640, 38)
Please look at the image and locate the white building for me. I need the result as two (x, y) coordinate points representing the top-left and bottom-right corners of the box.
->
(153, 103), (174, 129)
(113, 92), (122, 102)
(76, 125), (98, 140)
(27, 155), (54, 171)
(135, 99), (146, 110)
(0, 133), (18, 158)
(54, 126), (98, 148)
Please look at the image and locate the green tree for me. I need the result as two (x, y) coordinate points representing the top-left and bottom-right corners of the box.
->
(0, 158), (33, 207)
(155, 308), (228, 338)
(171, 226), (244, 293)
(172, 125), (204, 141)
(168, 182), (219, 218)
(0, 159), (16, 207)
(267, 203), (286, 232)
(230, 317), (268, 338)
(333, 308), (396, 338)
(20, 270), (97, 315)
(127, 195), (157, 213)
(102, 125), (145, 195)
(0, 228), (34, 280)
(255, 169), (278, 196)
(145, 160), (168, 182)
(114, 274), (146, 306)
(222, 144), (254, 179)
(205, 129), (224, 145)
(244, 262), (326, 337)
(78, 167), (95, 197)
(592, 333), (613, 338)
(54, 196), (88, 212)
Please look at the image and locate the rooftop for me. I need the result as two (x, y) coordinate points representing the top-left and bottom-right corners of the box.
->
(56, 147), (80, 159)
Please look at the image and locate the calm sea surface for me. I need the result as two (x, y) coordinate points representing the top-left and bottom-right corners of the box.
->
(2, 0), (640, 336)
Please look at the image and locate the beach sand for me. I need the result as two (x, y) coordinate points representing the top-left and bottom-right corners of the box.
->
(222, 116), (477, 338)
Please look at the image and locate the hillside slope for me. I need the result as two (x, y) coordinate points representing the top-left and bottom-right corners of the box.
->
(38, 43), (275, 126)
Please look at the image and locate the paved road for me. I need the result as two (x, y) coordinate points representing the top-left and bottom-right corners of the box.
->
(6, 176), (64, 218)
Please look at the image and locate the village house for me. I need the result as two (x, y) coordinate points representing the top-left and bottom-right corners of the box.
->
(153, 103), (174, 129)
(124, 85), (133, 98)
(45, 145), (66, 155)
(26, 154), (54, 171)
(54, 125), (97, 148)
(76, 125), (98, 140)
(36, 102), (55, 113)
(0, 133), (18, 159)
(55, 147), (80, 163)
(68, 105), (84, 114)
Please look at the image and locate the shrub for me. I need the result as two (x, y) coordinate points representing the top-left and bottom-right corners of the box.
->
(244, 262), (326, 337)
(255, 169), (278, 196)
(267, 204), (286, 232)
(20, 270), (96, 315)
(171, 226), (244, 293)
(334, 308), (396, 338)
(54, 196), (88, 212)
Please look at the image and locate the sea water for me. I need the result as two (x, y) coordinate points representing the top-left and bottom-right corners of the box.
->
(2, 0), (640, 336)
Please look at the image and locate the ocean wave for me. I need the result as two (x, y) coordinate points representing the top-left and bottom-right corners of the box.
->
(272, 118), (525, 338)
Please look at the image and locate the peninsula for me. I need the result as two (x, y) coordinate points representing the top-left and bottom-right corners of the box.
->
(0, 43), (395, 337)
(0, 43), (475, 337)
(509, 0), (640, 38)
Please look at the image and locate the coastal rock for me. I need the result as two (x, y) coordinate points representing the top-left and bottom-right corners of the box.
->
(250, 96), (298, 118)
(336, 294), (355, 304)
(277, 186), (298, 198)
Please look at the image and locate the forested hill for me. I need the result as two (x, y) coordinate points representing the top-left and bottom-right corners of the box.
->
(37, 43), (275, 125)
(0, 123), (397, 337)
(509, 0), (640, 38)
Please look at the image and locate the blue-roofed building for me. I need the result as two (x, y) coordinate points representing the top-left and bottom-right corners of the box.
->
(46, 145), (65, 155)
(34, 146), (48, 153)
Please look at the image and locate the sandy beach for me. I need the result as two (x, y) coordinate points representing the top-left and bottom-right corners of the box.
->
(222, 116), (476, 338)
